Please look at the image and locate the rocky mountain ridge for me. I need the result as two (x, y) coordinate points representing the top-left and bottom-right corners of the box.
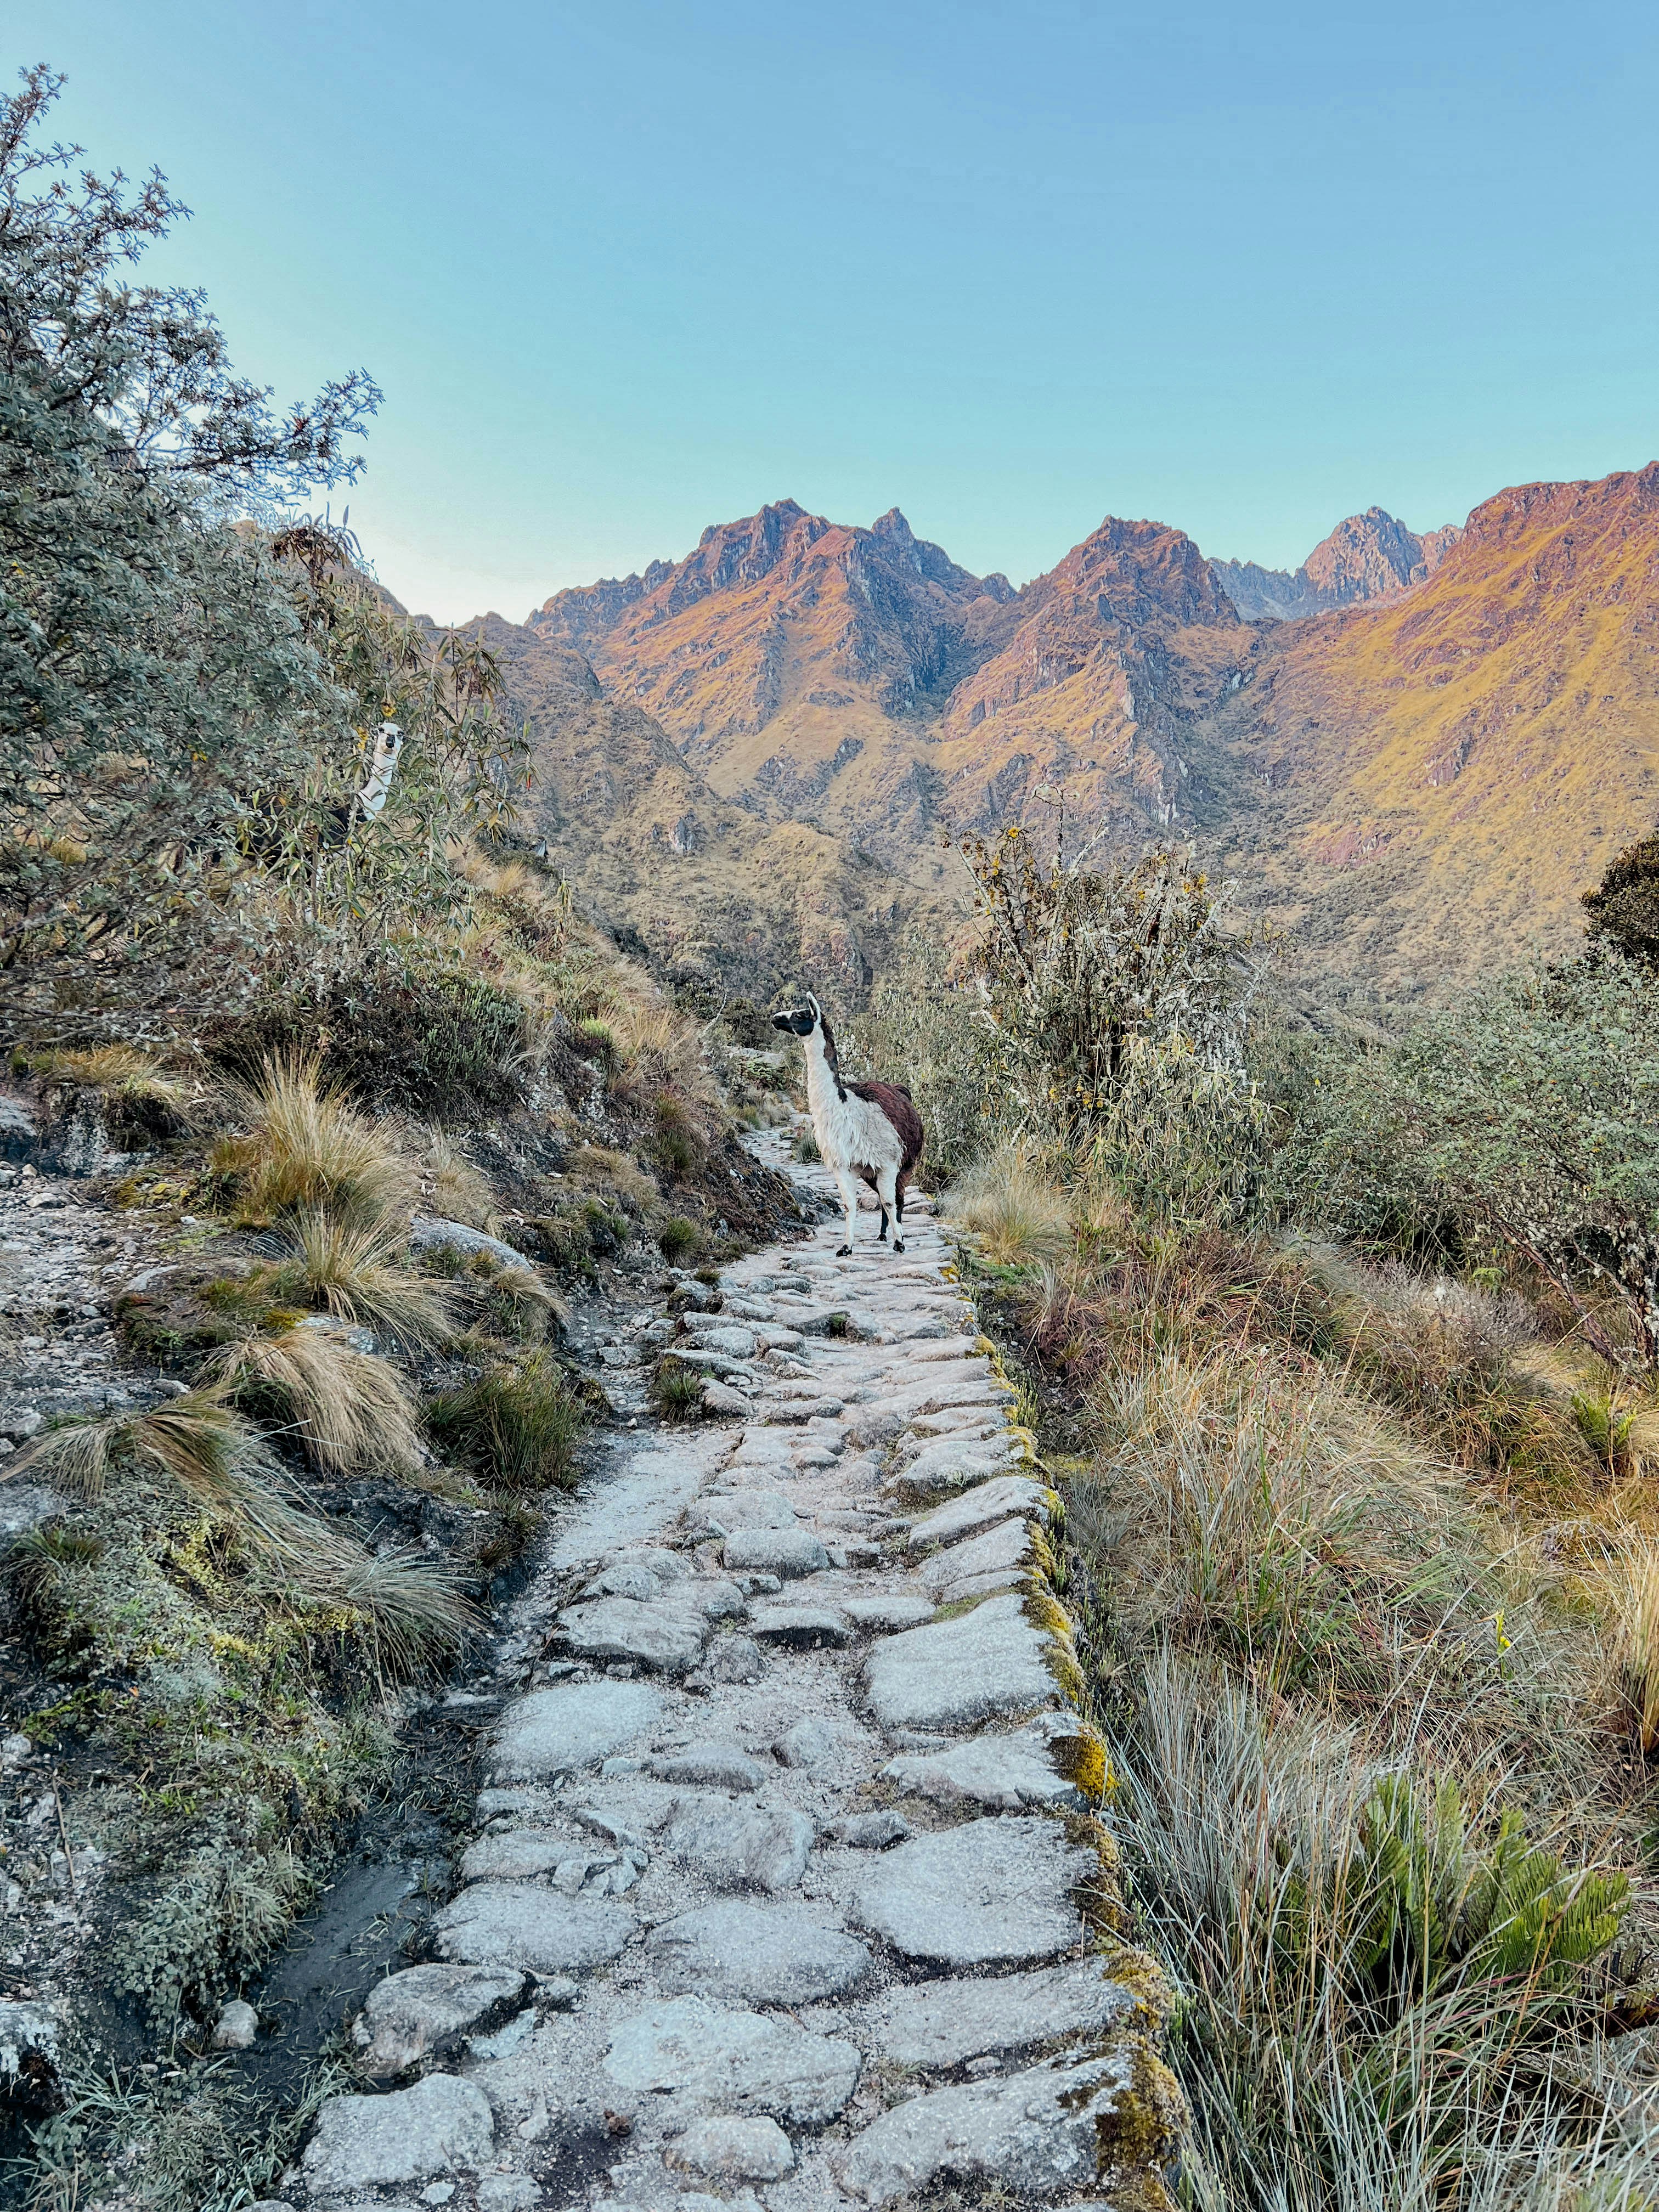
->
(484, 465), (1659, 1005)
(1213, 506), (1463, 622)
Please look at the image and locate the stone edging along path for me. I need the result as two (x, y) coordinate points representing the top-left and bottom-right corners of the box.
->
(287, 1132), (1183, 2212)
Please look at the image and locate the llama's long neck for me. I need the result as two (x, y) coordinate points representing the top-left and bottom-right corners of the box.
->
(803, 1026), (844, 1122)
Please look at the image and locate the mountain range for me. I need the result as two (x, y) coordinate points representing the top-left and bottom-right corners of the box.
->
(464, 466), (1659, 1010)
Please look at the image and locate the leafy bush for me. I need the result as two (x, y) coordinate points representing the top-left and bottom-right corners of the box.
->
(425, 1355), (586, 1491)
(0, 70), (373, 992)
(959, 826), (1265, 1150)
(1280, 956), (1659, 1368)
(1582, 825), (1659, 969)
(217, 945), (533, 1121)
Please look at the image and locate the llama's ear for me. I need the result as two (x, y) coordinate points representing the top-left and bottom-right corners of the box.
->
(805, 992), (821, 1024)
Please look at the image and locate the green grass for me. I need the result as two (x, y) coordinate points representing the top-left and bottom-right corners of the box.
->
(425, 1353), (587, 1491)
(657, 1213), (701, 1262)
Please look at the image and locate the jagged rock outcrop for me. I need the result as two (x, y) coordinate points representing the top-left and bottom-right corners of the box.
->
(1212, 505), (1462, 620)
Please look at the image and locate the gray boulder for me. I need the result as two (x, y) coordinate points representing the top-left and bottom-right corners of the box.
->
(301, 2073), (494, 2192)
(353, 1963), (527, 2076)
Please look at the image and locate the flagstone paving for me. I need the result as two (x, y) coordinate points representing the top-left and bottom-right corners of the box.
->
(290, 1131), (1182, 2211)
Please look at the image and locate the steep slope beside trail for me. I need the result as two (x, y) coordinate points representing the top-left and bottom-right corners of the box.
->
(285, 1133), (1180, 2212)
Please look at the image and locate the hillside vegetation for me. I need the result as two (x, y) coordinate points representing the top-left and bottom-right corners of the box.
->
(886, 816), (1659, 2208)
(0, 69), (803, 2197)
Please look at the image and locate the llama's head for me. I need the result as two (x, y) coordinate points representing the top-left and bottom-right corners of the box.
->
(771, 992), (823, 1040)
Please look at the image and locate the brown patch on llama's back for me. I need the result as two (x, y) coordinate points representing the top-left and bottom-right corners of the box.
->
(847, 1080), (924, 1172)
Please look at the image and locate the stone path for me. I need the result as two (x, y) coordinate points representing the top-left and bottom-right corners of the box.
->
(293, 1133), (1181, 2212)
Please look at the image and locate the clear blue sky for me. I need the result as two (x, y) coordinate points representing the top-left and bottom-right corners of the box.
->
(13, 2), (1659, 622)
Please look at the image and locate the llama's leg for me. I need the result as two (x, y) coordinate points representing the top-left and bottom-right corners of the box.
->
(876, 1160), (900, 1252)
(833, 1169), (859, 1257)
(895, 1166), (912, 1226)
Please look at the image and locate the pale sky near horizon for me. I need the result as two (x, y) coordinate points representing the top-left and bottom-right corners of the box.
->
(12, 2), (1659, 624)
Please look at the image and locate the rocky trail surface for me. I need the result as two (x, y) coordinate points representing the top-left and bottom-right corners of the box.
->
(287, 1133), (1180, 2212)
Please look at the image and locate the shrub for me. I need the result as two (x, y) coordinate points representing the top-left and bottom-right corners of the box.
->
(1582, 825), (1659, 969)
(425, 1355), (586, 1491)
(722, 996), (772, 1049)
(959, 826), (1266, 1149)
(216, 944), (533, 1121)
(1279, 956), (1659, 1369)
(792, 1128), (821, 1164)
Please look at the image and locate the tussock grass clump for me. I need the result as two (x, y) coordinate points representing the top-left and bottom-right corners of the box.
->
(610, 996), (715, 1105)
(650, 1357), (706, 1421)
(212, 1053), (413, 1228)
(420, 1130), (500, 1232)
(657, 1214), (701, 1263)
(32, 1044), (192, 1135)
(426, 1353), (586, 1491)
(567, 1141), (658, 1210)
(205, 1327), (422, 1473)
(11, 1401), (469, 1673)
(572, 1015), (619, 1068)
(275, 1209), (455, 1346)
(1080, 1350), (1470, 1701)
(652, 1089), (703, 1180)
(1099, 1652), (1640, 2211)
(947, 1141), (1072, 1267)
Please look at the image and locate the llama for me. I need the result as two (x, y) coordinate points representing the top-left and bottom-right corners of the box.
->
(771, 993), (925, 1256)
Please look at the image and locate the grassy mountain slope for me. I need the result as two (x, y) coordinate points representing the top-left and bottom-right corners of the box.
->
(478, 613), (938, 999)
(1203, 464), (1659, 997)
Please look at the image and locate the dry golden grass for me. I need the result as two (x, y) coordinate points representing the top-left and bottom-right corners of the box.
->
(37, 1044), (191, 1118)
(276, 1210), (455, 1346)
(204, 1327), (422, 1474)
(946, 1141), (1073, 1266)
(567, 1142), (658, 1209)
(9, 1389), (471, 1673)
(1606, 1538), (1659, 1755)
(419, 1130), (500, 1232)
(607, 994), (718, 1107)
(213, 1053), (413, 1228)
